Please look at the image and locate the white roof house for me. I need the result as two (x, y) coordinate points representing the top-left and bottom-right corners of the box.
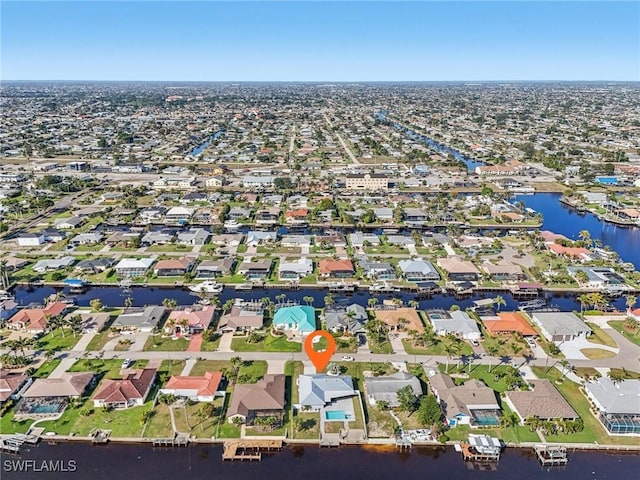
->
(297, 374), (356, 409)
(428, 310), (481, 340)
(530, 312), (591, 343)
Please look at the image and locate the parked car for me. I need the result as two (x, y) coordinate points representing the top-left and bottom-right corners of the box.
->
(470, 338), (480, 347)
(526, 338), (536, 348)
(341, 355), (355, 362)
(121, 358), (133, 369)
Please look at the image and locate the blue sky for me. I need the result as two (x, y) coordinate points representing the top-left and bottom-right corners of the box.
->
(2, 1), (638, 81)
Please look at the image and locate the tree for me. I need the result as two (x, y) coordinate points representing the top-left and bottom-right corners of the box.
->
(485, 342), (500, 372)
(578, 229), (592, 248)
(229, 356), (243, 384)
(323, 293), (334, 308)
(162, 297), (177, 309)
(492, 295), (506, 312)
(500, 411), (519, 429)
(90, 298), (103, 312)
(442, 339), (460, 372)
(625, 294), (637, 317)
(124, 296), (134, 308)
(303, 296), (314, 307)
(396, 385), (418, 414)
(417, 395), (442, 427)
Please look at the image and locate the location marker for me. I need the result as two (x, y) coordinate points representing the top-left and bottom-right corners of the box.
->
(304, 330), (337, 373)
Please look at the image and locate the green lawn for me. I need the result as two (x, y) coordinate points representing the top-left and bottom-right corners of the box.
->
(144, 334), (190, 351)
(85, 330), (114, 351)
(32, 358), (62, 378)
(144, 403), (173, 438)
(68, 358), (148, 379)
(231, 332), (301, 352)
(200, 333), (222, 351)
(157, 359), (186, 381)
(335, 336), (357, 353)
(580, 348), (616, 360)
(35, 330), (81, 352)
(190, 359), (267, 384)
(532, 366), (640, 445)
(291, 412), (320, 439)
(402, 338), (473, 356)
(368, 337), (394, 354)
(585, 322), (617, 348)
(437, 363), (516, 393)
(0, 408), (35, 434)
(367, 405), (397, 438)
(609, 321), (640, 346)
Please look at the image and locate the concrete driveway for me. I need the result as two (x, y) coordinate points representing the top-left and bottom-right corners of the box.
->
(558, 336), (619, 360)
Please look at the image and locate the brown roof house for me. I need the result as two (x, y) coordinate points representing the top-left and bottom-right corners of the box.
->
(217, 301), (265, 333)
(227, 374), (286, 426)
(0, 369), (31, 404)
(16, 372), (95, 419)
(318, 259), (354, 278)
(153, 256), (195, 277)
(505, 380), (578, 422)
(93, 368), (157, 409)
(428, 372), (501, 427)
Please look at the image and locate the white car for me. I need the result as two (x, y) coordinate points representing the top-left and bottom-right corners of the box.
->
(526, 338), (536, 348)
(341, 355), (355, 362)
(121, 358), (133, 369)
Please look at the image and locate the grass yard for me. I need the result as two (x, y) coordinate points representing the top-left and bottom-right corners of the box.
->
(231, 332), (301, 352)
(580, 348), (616, 360)
(144, 334), (190, 351)
(32, 358), (62, 378)
(366, 405), (397, 438)
(35, 330), (81, 352)
(585, 322), (617, 348)
(157, 359), (186, 381)
(437, 364), (517, 393)
(292, 412), (320, 440)
(402, 338), (473, 357)
(190, 359), (267, 383)
(335, 336), (357, 353)
(68, 358), (149, 379)
(200, 333), (222, 351)
(144, 403), (173, 438)
(608, 321), (640, 346)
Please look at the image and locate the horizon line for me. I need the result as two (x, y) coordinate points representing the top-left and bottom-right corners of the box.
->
(2, 79), (639, 83)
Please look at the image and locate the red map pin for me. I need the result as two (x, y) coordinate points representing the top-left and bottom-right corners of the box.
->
(304, 330), (337, 373)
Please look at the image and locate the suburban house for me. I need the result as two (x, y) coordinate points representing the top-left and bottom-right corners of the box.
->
(505, 380), (578, 423)
(482, 262), (527, 282)
(280, 235), (312, 249)
(245, 231), (278, 246)
(374, 307), (424, 333)
(111, 306), (167, 333)
(114, 257), (155, 278)
(195, 258), (235, 278)
(426, 310), (481, 340)
(160, 372), (224, 402)
(32, 256), (76, 273)
(364, 372), (422, 407)
(17, 232), (46, 247)
(324, 304), (367, 335)
(228, 206), (252, 220)
(546, 243), (593, 261)
(227, 374), (286, 425)
(0, 370), (31, 404)
(359, 257), (396, 280)
(567, 266), (625, 289)
(217, 302), (264, 333)
(403, 207), (429, 223)
(428, 372), (501, 427)
(278, 258), (313, 281)
(54, 216), (85, 229)
(237, 259), (273, 280)
(273, 305), (316, 337)
(22, 372), (94, 399)
(386, 235), (416, 248)
(93, 368), (157, 409)
(141, 231), (174, 246)
(316, 232), (346, 247)
(7, 301), (68, 333)
(70, 232), (104, 245)
(297, 374), (356, 410)
(164, 306), (215, 335)
(349, 232), (380, 248)
(397, 259), (440, 282)
(318, 259), (355, 278)
(255, 208), (280, 225)
(285, 208), (309, 225)
(0, 298), (19, 322)
(153, 257), (195, 276)
(66, 310), (111, 334)
(482, 312), (537, 337)
(584, 378), (640, 434)
(437, 257), (481, 282)
(530, 312), (591, 343)
(177, 228), (211, 246)
(74, 257), (116, 274)
(374, 207), (394, 222)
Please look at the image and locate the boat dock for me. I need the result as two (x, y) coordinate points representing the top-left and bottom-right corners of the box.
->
(534, 445), (568, 466)
(90, 429), (112, 444)
(458, 434), (502, 462)
(222, 439), (283, 461)
(152, 433), (189, 447)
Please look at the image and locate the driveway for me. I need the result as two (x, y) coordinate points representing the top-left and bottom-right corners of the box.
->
(218, 332), (234, 353)
(557, 336), (619, 360)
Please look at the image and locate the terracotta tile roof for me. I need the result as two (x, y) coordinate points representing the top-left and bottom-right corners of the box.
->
(164, 372), (222, 396)
(8, 302), (67, 331)
(318, 259), (354, 274)
(93, 368), (156, 403)
(483, 312), (537, 336)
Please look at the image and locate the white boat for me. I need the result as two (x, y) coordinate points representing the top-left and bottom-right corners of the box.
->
(223, 220), (241, 231)
(189, 281), (223, 294)
(368, 282), (399, 293)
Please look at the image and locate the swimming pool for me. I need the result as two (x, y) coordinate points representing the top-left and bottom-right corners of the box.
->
(429, 313), (443, 320)
(325, 410), (351, 421)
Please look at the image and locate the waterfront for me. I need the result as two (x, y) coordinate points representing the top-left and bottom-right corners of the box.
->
(515, 193), (640, 269)
(3, 442), (640, 480)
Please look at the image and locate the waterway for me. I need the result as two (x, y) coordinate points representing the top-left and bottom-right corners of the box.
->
(12, 285), (629, 312)
(515, 193), (640, 269)
(3, 442), (638, 480)
(188, 130), (225, 157)
(375, 110), (485, 171)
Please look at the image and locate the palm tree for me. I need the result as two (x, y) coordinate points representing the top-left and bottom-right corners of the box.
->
(367, 297), (379, 309)
(493, 295), (506, 312)
(229, 356), (243, 384)
(162, 297), (177, 309)
(303, 296), (314, 307)
(222, 299), (235, 315)
(124, 296), (134, 308)
(625, 294), (637, 317)
(323, 293), (334, 308)
(577, 294), (590, 314)
(67, 314), (83, 337)
(0, 260), (11, 290)
(442, 339), (459, 373)
(275, 293), (287, 306)
(485, 342), (500, 372)
(578, 229), (592, 248)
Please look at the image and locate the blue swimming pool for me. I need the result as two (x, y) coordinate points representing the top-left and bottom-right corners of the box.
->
(325, 410), (350, 420)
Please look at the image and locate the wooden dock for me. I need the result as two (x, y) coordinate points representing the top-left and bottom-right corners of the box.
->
(222, 440), (283, 461)
(534, 445), (568, 466)
(90, 429), (112, 444)
(152, 433), (189, 447)
(459, 441), (501, 463)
